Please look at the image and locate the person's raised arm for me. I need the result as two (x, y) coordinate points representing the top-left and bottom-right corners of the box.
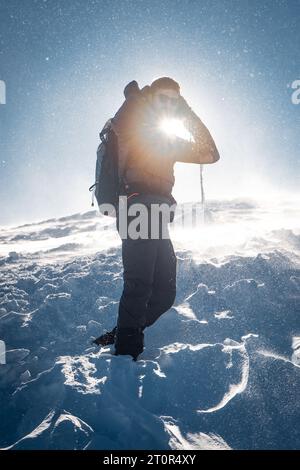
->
(172, 97), (220, 164)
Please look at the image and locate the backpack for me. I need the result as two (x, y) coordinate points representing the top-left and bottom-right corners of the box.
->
(89, 119), (119, 216)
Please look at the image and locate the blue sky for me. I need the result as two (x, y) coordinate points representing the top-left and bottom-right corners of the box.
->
(0, 0), (299, 225)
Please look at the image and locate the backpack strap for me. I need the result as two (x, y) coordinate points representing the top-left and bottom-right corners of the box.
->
(99, 119), (112, 143)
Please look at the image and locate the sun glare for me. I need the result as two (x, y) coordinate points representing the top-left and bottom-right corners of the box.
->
(160, 118), (193, 142)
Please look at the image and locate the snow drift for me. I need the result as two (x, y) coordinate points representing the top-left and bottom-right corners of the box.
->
(0, 198), (299, 450)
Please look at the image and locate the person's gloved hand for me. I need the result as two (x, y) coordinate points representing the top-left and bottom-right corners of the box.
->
(123, 80), (140, 99)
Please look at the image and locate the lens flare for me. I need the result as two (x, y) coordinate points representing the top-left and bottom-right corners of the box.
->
(160, 118), (193, 142)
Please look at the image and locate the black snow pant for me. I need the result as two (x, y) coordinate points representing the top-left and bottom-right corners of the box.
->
(116, 197), (177, 330)
(117, 236), (177, 329)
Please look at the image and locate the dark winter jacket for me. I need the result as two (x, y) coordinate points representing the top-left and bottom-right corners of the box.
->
(111, 81), (220, 198)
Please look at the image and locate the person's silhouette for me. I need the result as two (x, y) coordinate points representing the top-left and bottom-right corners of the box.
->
(94, 77), (220, 360)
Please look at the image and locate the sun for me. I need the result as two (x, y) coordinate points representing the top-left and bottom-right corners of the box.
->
(159, 118), (193, 142)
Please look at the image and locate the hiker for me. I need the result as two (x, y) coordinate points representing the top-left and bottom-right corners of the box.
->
(95, 77), (220, 360)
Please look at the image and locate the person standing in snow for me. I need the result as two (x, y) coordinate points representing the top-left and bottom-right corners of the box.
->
(94, 77), (220, 360)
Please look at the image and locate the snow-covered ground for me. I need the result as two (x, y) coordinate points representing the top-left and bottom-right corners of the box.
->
(0, 198), (299, 450)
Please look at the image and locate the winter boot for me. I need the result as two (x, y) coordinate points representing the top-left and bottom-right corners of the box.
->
(93, 326), (117, 347)
(114, 327), (144, 361)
